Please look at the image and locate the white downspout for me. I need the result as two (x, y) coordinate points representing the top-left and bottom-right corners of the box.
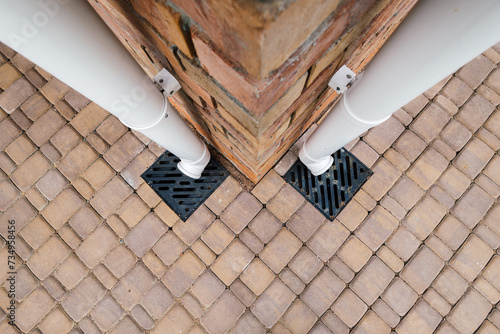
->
(300, 0), (500, 175)
(0, 0), (210, 179)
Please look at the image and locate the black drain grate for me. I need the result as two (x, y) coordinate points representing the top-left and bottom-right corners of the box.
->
(141, 151), (229, 221)
(284, 148), (372, 221)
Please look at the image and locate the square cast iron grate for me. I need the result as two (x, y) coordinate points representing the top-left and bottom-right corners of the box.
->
(141, 151), (229, 221)
(284, 148), (372, 221)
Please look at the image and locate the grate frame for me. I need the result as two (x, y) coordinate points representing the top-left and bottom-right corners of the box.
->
(284, 148), (372, 221)
(141, 151), (229, 221)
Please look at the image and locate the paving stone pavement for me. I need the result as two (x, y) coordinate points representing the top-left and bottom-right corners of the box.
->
(1, 41), (500, 333)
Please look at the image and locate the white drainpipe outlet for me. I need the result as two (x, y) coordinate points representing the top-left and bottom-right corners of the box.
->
(0, 0), (210, 179)
(300, 0), (500, 175)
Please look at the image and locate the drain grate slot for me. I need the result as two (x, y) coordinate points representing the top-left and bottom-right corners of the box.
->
(284, 148), (372, 221)
(141, 151), (229, 221)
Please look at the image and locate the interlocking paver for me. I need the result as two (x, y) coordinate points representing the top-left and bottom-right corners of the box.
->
(287, 202), (326, 242)
(382, 278), (418, 316)
(260, 228), (302, 274)
(27, 235), (71, 280)
(191, 270), (225, 307)
(456, 94), (495, 132)
(450, 234), (493, 282)
(457, 54), (495, 89)
(201, 290), (246, 334)
(282, 299), (318, 334)
(251, 169), (285, 204)
(131, 304), (155, 330)
(11, 150), (51, 191)
(307, 219), (349, 262)
(162, 250), (205, 297)
(355, 206), (399, 251)
(267, 184), (305, 222)
(401, 246), (444, 294)
(404, 195), (447, 240)
(372, 299), (400, 328)
(38, 307), (74, 334)
(76, 224), (119, 267)
(336, 200), (368, 231)
(363, 116), (404, 154)
(252, 279), (296, 328)
(389, 176), (423, 210)
(280, 268), (306, 295)
(41, 187), (84, 230)
(452, 185), (493, 229)
(410, 103), (450, 143)
(90, 176), (133, 218)
(4, 134), (36, 165)
(103, 132), (145, 172)
(377, 245), (404, 272)
(322, 310), (349, 334)
(112, 263), (156, 310)
(70, 102), (108, 137)
(352, 311), (391, 334)
(423, 288), (452, 317)
(448, 288), (492, 334)
(288, 247), (323, 284)
(362, 158), (401, 201)
(248, 209), (281, 244)
(442, 77), (474, 107)
(240, 258), (275, 295)
(454, 137), (494, 179)
(151, 305), (193, 334)
(396, 300), (442, 334)
(331, 289), (367, 328)
(337, 236), (372, 272)
(55, 254), (88, 289)
(301, 268), (344, 316)
(205, 176), (242, 215)
(172, 205), (214, 245)
(350, 257), (394, 306)
(104, 244), (137, 278)
(211, 239), (254, 285)
(233, 311), (266, 334)
(62, 275), (106, 321)
(68, 205), (101, 239)
(15, 286), (55, 333)
(231, 279), (257, 307)
(141, 282), (174, 320)
(90, 294), (124, 331)
(182, 292), (205, 319)
(0, 77), (36, 113)
(201, 219), (234, 254)
(407, 147), (449, 190)
(26, 108), (66, 146)
(473, 276), (500, 305)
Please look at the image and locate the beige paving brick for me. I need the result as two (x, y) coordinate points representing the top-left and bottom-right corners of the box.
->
(151, 305), (193, 334)
(476, 174), (500, 199)
(393, 108), (413, 126)
(15, 286), (55, 333)
(162, 250), (205, 297)
(350, 140), (379, 168)
(90, 176), (133, 218)
(372, 299), (400, 328)
(41, 187), (84, 229)
(10, 108), (32, 131)
(54, 99), (75, 121)
(384, 148), (411, 172)
(389, 176), (423, 210)
(288, 247), (323, 284)
(40, 78), (69, 103)
(0, 77), (36, 113)
(0, 63), (21, 90)
(201, 219), (234, 254)
(437, 166), (471, 201)
(337, 236), (371, 273)
(380, 195), (407, 220)
(70, 102), (108, 137)
(103, 132), (145, 172)
(404, 196), (447, 240)
(38, 307), (74, 334)
(280, 268), (306, 295)
(0, 179), (19, 212)
(402, 94), (429, 117)
(27, 235), (70, 280)
(96, 115), (128, 145)
(86, 132), (109, 155)
(452, 185), (493, 229)
(260, 228), (302, 274)
(54, 254), (88, 290)
(431, 139), (456, 162)
(131, 304), (155, 330)
(287, 202), (326, 242)
(57, 142), (98, 182)
(355, 206), (399, 251)
(64, 89), (90, 112)
(4, 134), (36, 165)
(76, 225), (119, 269)
(62, 275), (106, 321)
(328, 256), (355, 283)
(336, 200), (368, 232)
(454, 137), (494, 179)
(484, 155), (500, 187)
(411, 103), (450, 143)
(484, 204), (500, 242)
(331, 289), (367, 328)
(172, 205), (214, 245)
(352, 311), (391, 334)
(248, 209), (281, 244)
(78, 317), (101, 334)
(307, 219), (349, 262)
(456, 94), (495, 132)
(36, 168), (68, 201)
(0, 197), (36, 240)
(112, 263), (155, 310)
(0, 118), (21, 151)
(109, 316), (142, 334)
(120, 149), (156, 189)
(423, 288), (452, 317)
(401, 246), (443, 294)
(396, 300), (442, 334)
(14, 265), (38, 301)
(25, 68), (47, 89)
(364, 116), (404, 154)
(322, 310), (349, 334)
(205, 176), (242, 215)
(474, 223), (500, 249)
(442, 77), (474, 107)
(82, 158), (115, 191)
(426, 235), (454, 261)
(382, 278), (418, 316)
(485, 110), (500, 138)
(240, 227), (264, 253)
(251, 279), (295, 328)
(281, 299), (317, 334)
(231, 278), (257, 307)
(42, 275), (66, 302)
(11, 151), (51, 191)
(432, 267), (468, 307)
(301, 268), (344, 316)
(117, 195), (150, 229)
(351, 257), (394, 306)
(90, 294), (124, 331)
(201, 290), (246, 334)
(104, 244), (137, 279)
(93, 264), (117, 290)
(473, 276), (500, 305)
(190, 270), (224, 308)
(125, 212), (168, 257)
(191, 239), (217, 266)
(152, 230), (186, 267)
(26, 109), (66, 146)
(407, 148), (448, 190)
(57, 224), (83, 249)
(251, 169), (285, 204)
(457, 54), (495, 89)
(441, 120), (472, 152)
(19, 215), (53, 250)
(448, 288), (492, 334)
(377, 246), (404, 273)
(267, 184), (305, 222)
(362, 158), (401, 201)
(40, 141), (62, 164)
(450, 234), (493, 282)
(485, 68), (500, 94)
(233, 311), (266, 334)
(141, 282), (174, 320)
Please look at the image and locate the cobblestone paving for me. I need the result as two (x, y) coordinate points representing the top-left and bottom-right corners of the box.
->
(1, 41), (500, 333)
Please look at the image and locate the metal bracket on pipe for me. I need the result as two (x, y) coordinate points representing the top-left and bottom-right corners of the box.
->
(328, 65), (356, 93)
(154, 69), (181, 97)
